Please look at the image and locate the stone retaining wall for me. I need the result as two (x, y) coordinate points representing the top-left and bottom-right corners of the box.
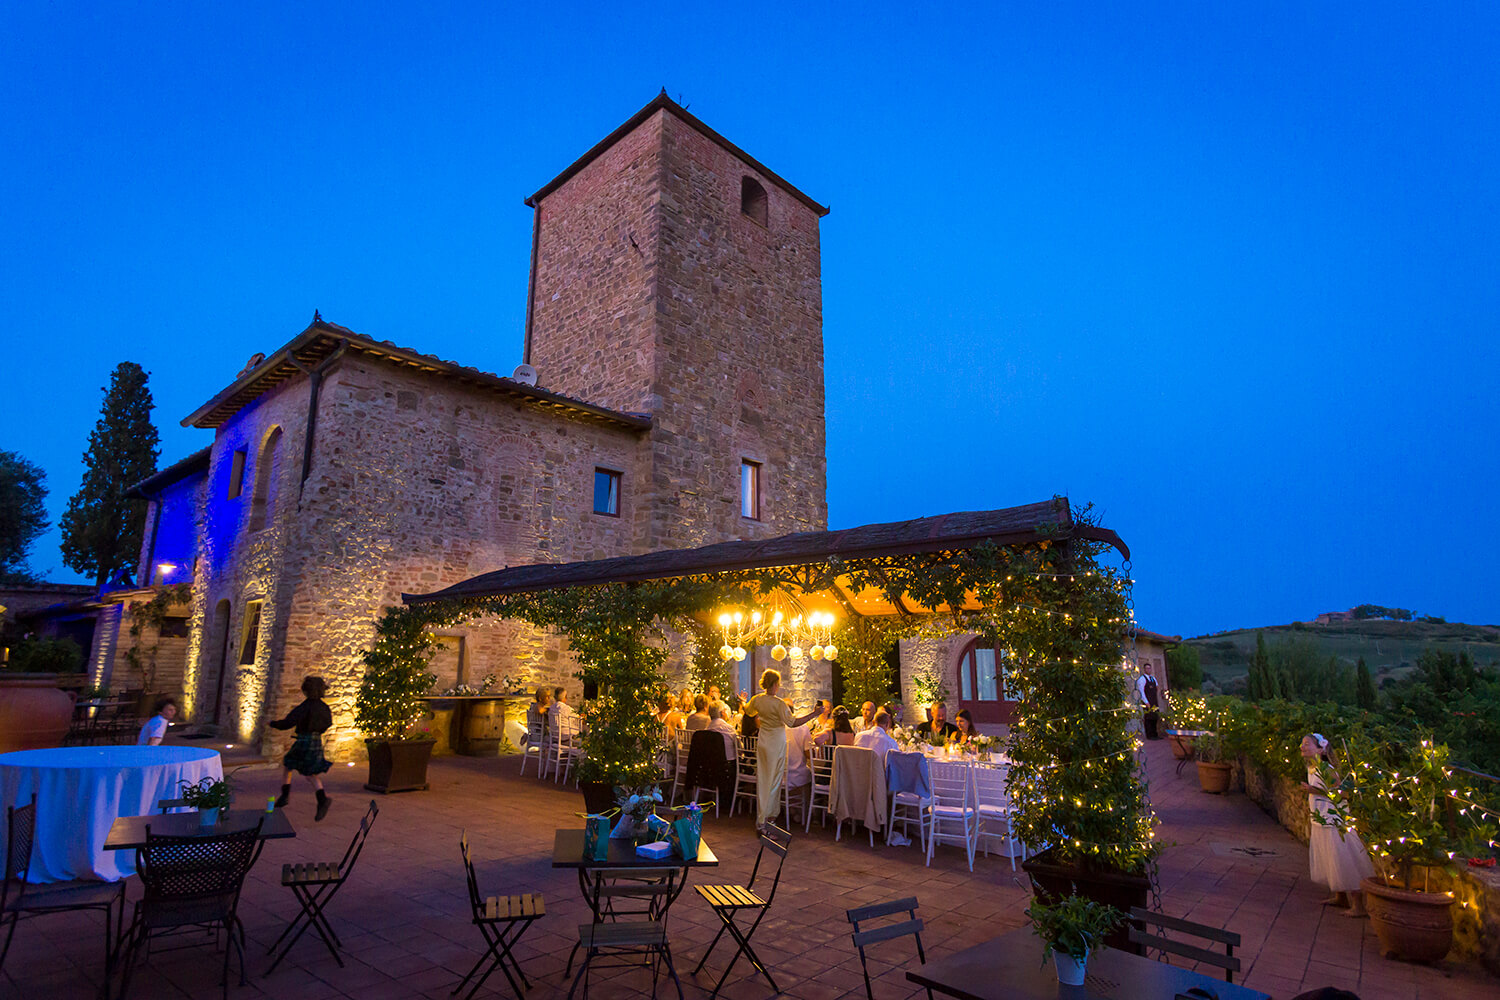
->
(1233, 754), (1500, 974)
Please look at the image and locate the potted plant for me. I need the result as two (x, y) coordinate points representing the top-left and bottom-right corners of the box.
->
(179, 775), (233, 826)
(1196, 732), (1232, 794)
(1013, 526), (1155, 954)
(1323, 739), (1479, 963)
(1025, 891), (1123, 985)
(355, 607), (438, 793)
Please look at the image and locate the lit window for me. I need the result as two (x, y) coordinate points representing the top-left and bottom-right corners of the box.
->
(227, 449), (247, 499)
(238, 600), (262, 665)
(740, 460), (761, 520)
(740, 177), (768, 227)
(593, 468), (621, 516)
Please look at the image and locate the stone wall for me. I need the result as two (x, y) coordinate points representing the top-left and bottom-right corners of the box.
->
(1236, 755), (1499, 973)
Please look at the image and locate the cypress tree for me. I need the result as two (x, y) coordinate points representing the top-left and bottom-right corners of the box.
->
(1356, 657), (1376, 710)
(1249, 632), (1271, 700)
(60, 362), (159, 588)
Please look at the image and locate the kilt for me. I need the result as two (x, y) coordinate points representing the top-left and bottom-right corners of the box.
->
(284, 733), (331, 776)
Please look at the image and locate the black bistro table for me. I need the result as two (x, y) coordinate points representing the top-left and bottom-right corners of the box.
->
(907, 926), (1269, 1000)
(551, 827), (718, 919)
(104, 808), (296, 850)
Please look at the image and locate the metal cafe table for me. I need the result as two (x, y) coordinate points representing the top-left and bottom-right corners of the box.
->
(907, 926), (1269, 1000)
(104, 808), (297, 851)
(551, 827), (718, 919)
(1164, 729), (1213, 777)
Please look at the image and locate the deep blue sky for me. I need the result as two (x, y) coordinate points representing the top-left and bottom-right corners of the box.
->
(3, 4), (1496, 637)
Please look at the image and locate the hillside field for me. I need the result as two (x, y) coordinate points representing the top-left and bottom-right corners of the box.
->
(1182, 619), (1500, 685)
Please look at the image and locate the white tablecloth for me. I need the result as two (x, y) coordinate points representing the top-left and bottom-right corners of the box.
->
(0, 746), (223, 882)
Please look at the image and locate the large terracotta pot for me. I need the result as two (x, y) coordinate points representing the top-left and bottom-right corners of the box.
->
(1197, 761), (1232, 794)
(0, 674), (76, 753)
(1022, 847), (1150, 954)
(364, 738), (434, 793)
(1362, 876), (1454, 963)
(1167, 734), (1195, 760)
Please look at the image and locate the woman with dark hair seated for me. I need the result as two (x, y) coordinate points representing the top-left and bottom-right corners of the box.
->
(814, 706), (858, 746)
(954, 708), (977, 743)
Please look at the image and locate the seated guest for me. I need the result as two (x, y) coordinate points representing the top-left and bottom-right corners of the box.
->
(811, 699), (834, 733)
(549, 686), (576, 741)
(678, 687), (696, 715)
(853, 710), (899, 761)
(655, 693), (681, 734)
(740, 710), (759, 740)
(883, 701), (906, 728)
(852, 701), (877, 733)
(684, 693), (711, 731)
(916, 701), (959, 741)
(137, 698), (177, 746)
(954, 708), (978, 743)
(814, 706), (858, 747)
(707, 701), (738, 761)
(527, 686), (552, 732)
(707, 684), (723, 705)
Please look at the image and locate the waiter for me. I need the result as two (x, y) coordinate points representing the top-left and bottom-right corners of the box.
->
(1135, 662), (1160, 740)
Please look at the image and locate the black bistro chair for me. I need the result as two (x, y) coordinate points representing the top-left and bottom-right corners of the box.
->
(691, 824), (791, 998)
(1, 795), (127, 996)
(265, 800), (379, 972)
(845, 896), (932, 1000)
(1128, 906), (1242, 982)
(117, 818), (265, 1000)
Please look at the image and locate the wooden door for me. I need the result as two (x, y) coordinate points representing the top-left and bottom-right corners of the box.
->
(956, 639), (1017, 725)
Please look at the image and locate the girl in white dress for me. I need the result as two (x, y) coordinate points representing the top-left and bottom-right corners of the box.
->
(1300, 733), (1374, 916)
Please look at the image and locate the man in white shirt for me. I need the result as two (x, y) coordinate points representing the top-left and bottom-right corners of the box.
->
(851, 701), (877, 734)
(136, 699), (177, 745)
(706, 702), (737, 762)
(1135, 664), (1160, 740)
(853, 710), (899, 762)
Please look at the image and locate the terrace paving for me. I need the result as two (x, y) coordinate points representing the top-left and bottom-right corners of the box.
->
(2, 740), (1492, 999)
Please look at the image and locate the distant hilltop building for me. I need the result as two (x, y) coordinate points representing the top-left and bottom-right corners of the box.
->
(1312, 610), (1355, 625)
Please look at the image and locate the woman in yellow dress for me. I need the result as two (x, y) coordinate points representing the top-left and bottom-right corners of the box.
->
(743, 669), (822, 831)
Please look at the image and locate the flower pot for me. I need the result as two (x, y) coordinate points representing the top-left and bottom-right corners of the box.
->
(364, 738), (434, 793)
(198, 807), (220, 827)
(1022, 848), (1150, 954)
(580, 781), (617, 816)
(1197, 760), (1232, 794)
(1053, 950), (1088, 986)
(0, 674), (76, 753)
(1362, 876), (1454, 963)
(1167, 734), (1195, 760)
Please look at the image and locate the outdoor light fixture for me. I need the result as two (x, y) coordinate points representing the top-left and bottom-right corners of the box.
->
(714, 595), (838, 662)
(155, 562), (177, 583)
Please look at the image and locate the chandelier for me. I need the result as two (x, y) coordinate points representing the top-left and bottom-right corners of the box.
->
(715, 594), (838, 663)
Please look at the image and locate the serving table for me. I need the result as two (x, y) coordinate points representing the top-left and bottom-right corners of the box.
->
(907, 926), (1268, 1000)
(0, 745), (222, 881)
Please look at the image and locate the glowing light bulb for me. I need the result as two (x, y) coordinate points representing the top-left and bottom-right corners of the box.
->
(733, 647), (747, 661)
(719, 645), (734, 661)
(789, 646), (802, 659)
(718, 613), (732, 627)
(751, 611), (761, 624)
(733, 611), (743, 624)
(771, 645), (787, 661)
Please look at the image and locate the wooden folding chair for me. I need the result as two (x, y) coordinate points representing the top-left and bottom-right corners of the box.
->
(570, 872), (682, 1000)
(1128, 907), (1242, 982)
(265, 800), (379, 972)
(455, 831), (544, 1000)
(691, 824), (790, 998)
(845, 896), (932, 1000)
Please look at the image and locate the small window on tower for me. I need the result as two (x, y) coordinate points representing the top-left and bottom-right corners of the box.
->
(740, 459), (761, 520)
(593, 468), (621, 517)
(227, 448), (247, 499)
(238, 600), (262, 665)
(740, 177), (768, 227)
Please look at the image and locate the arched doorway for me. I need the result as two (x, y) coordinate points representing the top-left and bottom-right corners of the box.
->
(955, 637), (1018, 725)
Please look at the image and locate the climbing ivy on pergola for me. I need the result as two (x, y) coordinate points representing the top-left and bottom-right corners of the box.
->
(360, 506), (1156, 875)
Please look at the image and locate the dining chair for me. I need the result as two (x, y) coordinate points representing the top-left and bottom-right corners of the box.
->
(265, 800), (379, 972)
(804, 744), (835, 832)
(518, 713), (546, 777)
(885, 750), (932, 850)
(118, 818), (266, 1000)
(1128, 907), (1242, 982)
(691, 824), (790, 998)
(1, 795), (127, 998)
(972, 764), (1019, 869)
(681, 730), (729, 816)
(569, 870), (683, 999)
(924, 761), (977, 870)
(845, 896), (932, 1000)
(455, 831), (544, 1000)
(731, 736), (758, 818)
(667, 728), (695, 806)
(551, 716), (584, 785)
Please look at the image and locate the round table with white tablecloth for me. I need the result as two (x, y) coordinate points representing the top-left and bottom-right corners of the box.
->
(0, 745), (223, 882)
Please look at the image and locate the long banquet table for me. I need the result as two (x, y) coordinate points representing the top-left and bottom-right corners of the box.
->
(0, 745), (223, 881)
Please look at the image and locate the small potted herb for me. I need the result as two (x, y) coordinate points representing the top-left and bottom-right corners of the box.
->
(1025, 891), (1123, 985)
(1195, 732), (1232, 794)
(178, 776), (233, 826)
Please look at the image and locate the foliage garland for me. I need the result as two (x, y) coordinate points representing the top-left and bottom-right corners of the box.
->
(354, 499), (1153, 874)
(124, 583), (192, 697)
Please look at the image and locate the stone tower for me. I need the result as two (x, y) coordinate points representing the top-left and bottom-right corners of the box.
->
(524, 93), (830, 550)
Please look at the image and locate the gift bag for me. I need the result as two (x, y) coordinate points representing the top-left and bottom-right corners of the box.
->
(581, 811), (615, 860)
(643, 813), (671, 841)
(668, 809), (704, 860)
